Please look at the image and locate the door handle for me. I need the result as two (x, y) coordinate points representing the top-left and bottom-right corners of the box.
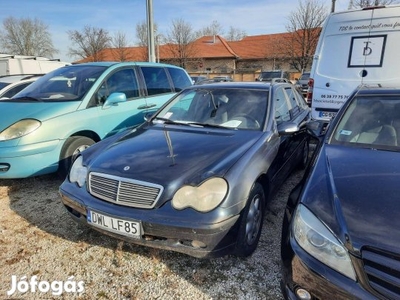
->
(138, 103), (157, 110)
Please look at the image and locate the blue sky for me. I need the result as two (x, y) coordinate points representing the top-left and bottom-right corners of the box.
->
(1, 0), (349, 62)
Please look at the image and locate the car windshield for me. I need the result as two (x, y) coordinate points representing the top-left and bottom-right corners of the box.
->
(330, 95), (400, 150)
(299, 73), (310, 81)
(154, 88), (268, 130)
(261, 72), (281, 79)
(12, 65), (107, 102)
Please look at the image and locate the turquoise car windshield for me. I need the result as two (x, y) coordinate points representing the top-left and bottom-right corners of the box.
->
(12, 65), (107, 102)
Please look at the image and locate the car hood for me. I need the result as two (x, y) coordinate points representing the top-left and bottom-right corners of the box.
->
(0, 101), (80, 131)
(302, 144), (400, 253)
(86, 123), (261, 188)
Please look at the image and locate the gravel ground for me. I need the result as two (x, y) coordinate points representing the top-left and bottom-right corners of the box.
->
(0, 168), (304, 300)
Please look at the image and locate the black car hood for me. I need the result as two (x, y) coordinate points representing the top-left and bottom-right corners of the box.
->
(86, 123), (261, 187)
(302, 144), (400, 253)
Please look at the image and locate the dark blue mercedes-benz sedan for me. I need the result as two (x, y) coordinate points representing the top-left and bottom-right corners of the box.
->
(281, 86), (400, 299)
(59, 81), (310, 258)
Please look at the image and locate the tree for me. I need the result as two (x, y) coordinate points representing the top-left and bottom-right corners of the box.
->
(348, 0), (399, 9)
(195, 20), (224, 38)
(225, 26), (247, 41)
(282, 0), (327, 72)
(135, 21), (160, 61)
(111, 31), (131, 61)
(67, 25), (111, 61)
(165, 18), (197, 68)
(0, 16), (58, 57)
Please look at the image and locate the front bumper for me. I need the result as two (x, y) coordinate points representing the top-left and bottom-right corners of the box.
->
(281, 236), (380, 300)
(0, 139), (62, 178)
(59, 185), (241, 258)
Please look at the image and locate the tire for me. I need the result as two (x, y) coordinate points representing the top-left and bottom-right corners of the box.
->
(58, 136), (95, 178)
(235, 183), (266, 257)
(298, 140), (309, 170)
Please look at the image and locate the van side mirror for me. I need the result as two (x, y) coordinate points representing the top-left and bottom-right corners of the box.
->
(103, 92), (127, 109)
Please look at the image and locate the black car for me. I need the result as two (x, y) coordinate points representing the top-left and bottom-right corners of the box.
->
(281, 86), (400, 299)
(59, 81), (310, 258)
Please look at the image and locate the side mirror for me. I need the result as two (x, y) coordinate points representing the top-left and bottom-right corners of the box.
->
(278, 121), (300, 135)
(306, 120), (328, 139)
(103, 92), (126, 109)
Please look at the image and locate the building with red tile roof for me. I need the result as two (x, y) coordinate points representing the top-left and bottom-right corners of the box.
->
(77, 29), (319, 81)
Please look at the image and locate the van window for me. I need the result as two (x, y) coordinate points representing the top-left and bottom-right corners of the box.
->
(92, 68), (139, 107)
(141, 67), (172, 96)
(167, 67), (192, 92)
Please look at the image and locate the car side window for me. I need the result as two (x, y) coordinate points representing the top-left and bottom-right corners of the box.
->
(141, 67), (173, 96)
(284, 87), (301, 119)
(167, 67), (192, 92)
(92, 68), (139, 107)
(3, 82), (32, 98)
(274, 87), (291, 124)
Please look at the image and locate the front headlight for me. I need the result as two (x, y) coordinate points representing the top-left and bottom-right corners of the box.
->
(172, 177), (228, 212)
(293, 204), (356, 281)
(0, 119), (41, 141)
(69, 156), (87, 187)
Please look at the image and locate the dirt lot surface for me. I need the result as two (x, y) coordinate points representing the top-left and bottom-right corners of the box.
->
(0, 169), (304, 300)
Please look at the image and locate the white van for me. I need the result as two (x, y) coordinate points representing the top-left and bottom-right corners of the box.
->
(308, 5), (400, 120)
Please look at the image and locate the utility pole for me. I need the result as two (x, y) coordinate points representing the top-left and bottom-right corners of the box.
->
(146, 0), (156, 63)
(331, 0), (336, 12)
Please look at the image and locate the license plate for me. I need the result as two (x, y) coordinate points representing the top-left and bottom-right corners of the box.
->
(87, 209), (141, 239)
(319, 111), (336, 119)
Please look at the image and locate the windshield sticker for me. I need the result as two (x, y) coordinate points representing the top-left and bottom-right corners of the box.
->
(340, 129), (352, 136)
(348, 35), (386, 67)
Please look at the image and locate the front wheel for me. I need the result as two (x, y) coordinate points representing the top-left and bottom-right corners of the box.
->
(58, 136), (95, 178)
(235, 183), (265, 257)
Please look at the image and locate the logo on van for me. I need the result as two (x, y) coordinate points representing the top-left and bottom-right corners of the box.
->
(348, 35), (387, 68)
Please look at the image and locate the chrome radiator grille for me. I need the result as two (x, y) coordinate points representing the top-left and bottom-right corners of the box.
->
(88, 172), (163, 208)
(362, 248), (400, 299)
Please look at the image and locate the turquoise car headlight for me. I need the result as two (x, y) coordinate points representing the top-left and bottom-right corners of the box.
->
(172, 178), (228, 212)
(0, 119), (41, 141)
(69, 156), (88, 187)
(293, 204), (356, 281)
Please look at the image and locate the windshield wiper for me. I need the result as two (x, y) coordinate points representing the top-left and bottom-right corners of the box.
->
(11, 96), (42, 102)
(186, 122), (229, 129)
(153, 117), (183, 125)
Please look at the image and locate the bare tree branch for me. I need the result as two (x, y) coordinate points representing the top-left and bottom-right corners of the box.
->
(225, 26), (247, 41)
(165, 18), (197, 68)
(0, 16), (58, 57)
(349, 0), (399, 9)
(281, 0), (328, 72)
(111, 31), (131, 61)
(67, 25), (111, 61)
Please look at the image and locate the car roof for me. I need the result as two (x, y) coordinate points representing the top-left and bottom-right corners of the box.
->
(0, 74), (43, 83)
(71, 61), (186, 69)
(184, 81), (291, 90)
(355, 85), (400, 96)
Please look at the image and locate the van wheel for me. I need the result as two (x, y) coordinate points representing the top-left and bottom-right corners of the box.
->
(58, 136), (95, 178)
(235, 183), (265, 257)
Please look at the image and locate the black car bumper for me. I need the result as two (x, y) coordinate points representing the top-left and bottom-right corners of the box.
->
(60, 187), (241, 258)
(281, 237), (379, 300)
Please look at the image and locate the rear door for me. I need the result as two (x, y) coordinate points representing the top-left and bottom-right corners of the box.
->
(311, 6), (400, 120)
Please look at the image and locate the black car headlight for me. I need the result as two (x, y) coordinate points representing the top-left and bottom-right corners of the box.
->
(172, 177), (228, 212)
(69, 156), (88, 187)
(0, 119), (41, 141)
(293, 204), (356, 281)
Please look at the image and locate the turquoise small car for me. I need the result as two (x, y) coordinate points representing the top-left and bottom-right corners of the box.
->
(0, 62), (192, 179)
